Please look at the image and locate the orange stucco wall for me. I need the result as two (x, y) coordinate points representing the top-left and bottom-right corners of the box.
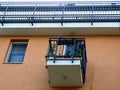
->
(0, 36), (120, 90)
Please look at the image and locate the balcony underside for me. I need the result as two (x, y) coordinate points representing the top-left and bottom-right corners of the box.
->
(0, 23), (120, 35)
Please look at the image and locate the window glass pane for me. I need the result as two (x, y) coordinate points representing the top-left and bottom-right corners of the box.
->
(8, 43), (27, 63)
(65, 45), (74, 56)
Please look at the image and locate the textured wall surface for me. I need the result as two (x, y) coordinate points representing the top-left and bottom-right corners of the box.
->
(0, 36), (120, 90)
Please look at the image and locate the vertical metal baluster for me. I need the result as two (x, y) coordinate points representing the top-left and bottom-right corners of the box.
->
(61, 4), (65, 26)
(2, 4), (8, 26)
(31, 4), (37, 26)
(72, 38), (76, 63)
(91, 3), (94, 25)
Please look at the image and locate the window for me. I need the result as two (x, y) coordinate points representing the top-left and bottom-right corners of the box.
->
(63, 45), (74, 56)
(63, 44), (81, 57)
(5, 42), (27, 63)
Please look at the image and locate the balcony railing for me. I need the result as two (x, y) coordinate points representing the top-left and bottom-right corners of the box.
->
(0, 1), (120, 25)
(46, 38), (87, 85)
(46, 38), (87, 62)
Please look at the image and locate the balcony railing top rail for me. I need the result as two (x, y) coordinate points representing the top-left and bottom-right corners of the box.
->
(0, 1), (120, 25)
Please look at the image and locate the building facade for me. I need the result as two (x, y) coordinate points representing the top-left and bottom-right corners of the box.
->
(0, 1), (120, 90)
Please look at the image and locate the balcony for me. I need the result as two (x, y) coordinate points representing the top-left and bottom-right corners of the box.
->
(0, 1), (120, 26)
(45, 38), (87, 87)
